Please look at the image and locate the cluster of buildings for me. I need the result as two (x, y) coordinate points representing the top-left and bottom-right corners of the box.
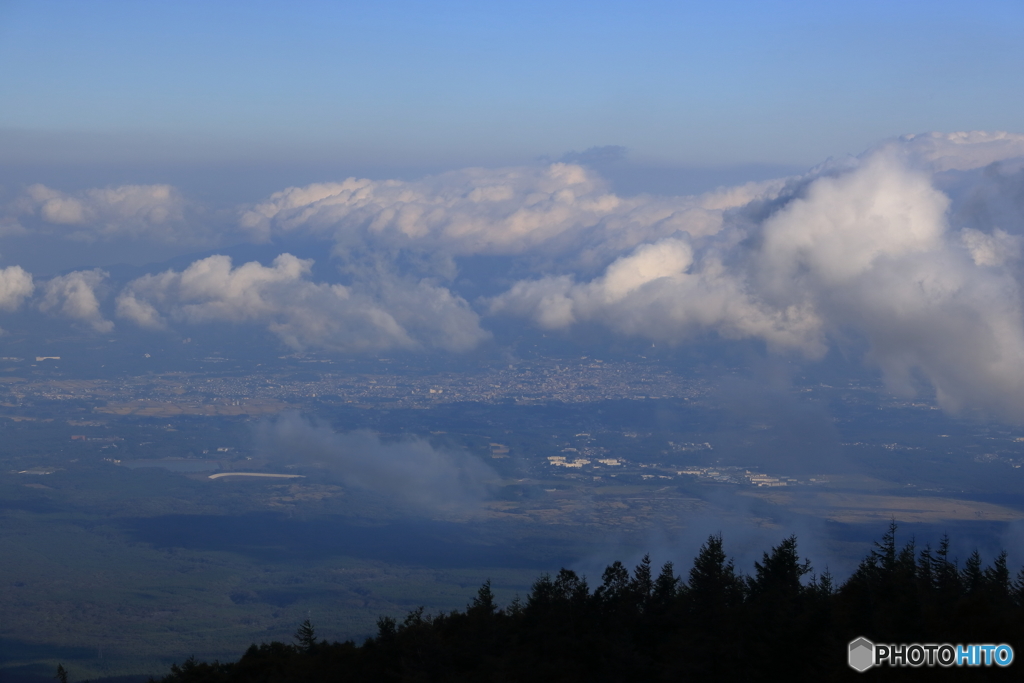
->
(0, 356), (709, 409)
(547, 455), (623, 469)
(675, 465), (810, 487)
(541, 456), (810, 489)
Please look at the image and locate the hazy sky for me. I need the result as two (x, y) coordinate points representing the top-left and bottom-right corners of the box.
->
(2, 0), (1023, 171)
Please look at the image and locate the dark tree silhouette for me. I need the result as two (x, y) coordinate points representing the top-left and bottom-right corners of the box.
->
(294, 618), (317, 653)
(154, 523), (1024, 683)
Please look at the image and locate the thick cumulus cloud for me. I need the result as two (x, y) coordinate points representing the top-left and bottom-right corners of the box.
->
(10, 183), (209, 244)
(239, 163), (782, 270)
(489, 238), (825, 354)
(39, 269), (113, 332)
(754, 151), (1024, 416)
(490, 135), (1024, 420)
(115, 253), (488, 352)
(7, 131), (1024, 420)
(229, 163), (788, 357)
(256, 412), (496, 513)
(14, 163), (785, 358)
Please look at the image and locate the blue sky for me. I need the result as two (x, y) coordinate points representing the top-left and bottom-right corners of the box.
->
(2, 0), (1023, 173)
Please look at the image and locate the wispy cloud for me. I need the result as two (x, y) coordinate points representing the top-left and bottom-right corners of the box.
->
(256, 412), (497, 514)
(13, 184), (196, 243)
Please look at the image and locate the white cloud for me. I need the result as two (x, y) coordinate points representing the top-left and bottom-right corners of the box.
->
(0, 266), (34, 311)
(755, 150), (1024, 418)
(228, 132), (1024, 418)
(490, 138), (1024, 420)
(116, 254), (488, 352)
(490, 239), (826, 355)
(14, 183), (203, 244)
(39, 269), (113, 332)
(239, 163), (784, 270)
(758, 153), (948, 289)
(9, 130), (1024, 420)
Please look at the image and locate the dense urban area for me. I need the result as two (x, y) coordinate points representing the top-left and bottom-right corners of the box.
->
(0, 355), (707, 410)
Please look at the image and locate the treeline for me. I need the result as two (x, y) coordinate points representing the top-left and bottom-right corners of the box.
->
(154, 523), (1024, 682)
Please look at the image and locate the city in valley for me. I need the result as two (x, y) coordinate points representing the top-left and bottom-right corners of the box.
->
(4, 343), (1024, 675)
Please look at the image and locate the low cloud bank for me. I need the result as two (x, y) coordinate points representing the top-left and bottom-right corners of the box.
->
(115, 254), (488, 352)
(237, 163), (775, 272)
(13, 183), (195, 243)
(2, 132), (1024, 420)
(255, 413), (497, 513)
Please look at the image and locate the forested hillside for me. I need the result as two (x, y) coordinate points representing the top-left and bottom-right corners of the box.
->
(147, 523), (1024, 682)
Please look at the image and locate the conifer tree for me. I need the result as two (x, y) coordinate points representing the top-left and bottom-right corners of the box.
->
(295, 618), (317, 653)
(469, 579), (496, 615)
(917, 544), (935, 594)
(687, 533), (742, 614)
(748, 536), (811, 601)
(983, 550), (1010, 600)
(630, 554), (654, 600)
(1012, 566), (1024, 607)
(962, 550), (984, 595)
(376, 615), (397, 640)
(595, 561), (630, 603)
(812, 566), (834, 596)
(652, 561), (679, 603)
(933, 534), (962, 605)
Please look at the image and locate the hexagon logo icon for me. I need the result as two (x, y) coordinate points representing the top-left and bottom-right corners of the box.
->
(848, 637), (875, 672)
